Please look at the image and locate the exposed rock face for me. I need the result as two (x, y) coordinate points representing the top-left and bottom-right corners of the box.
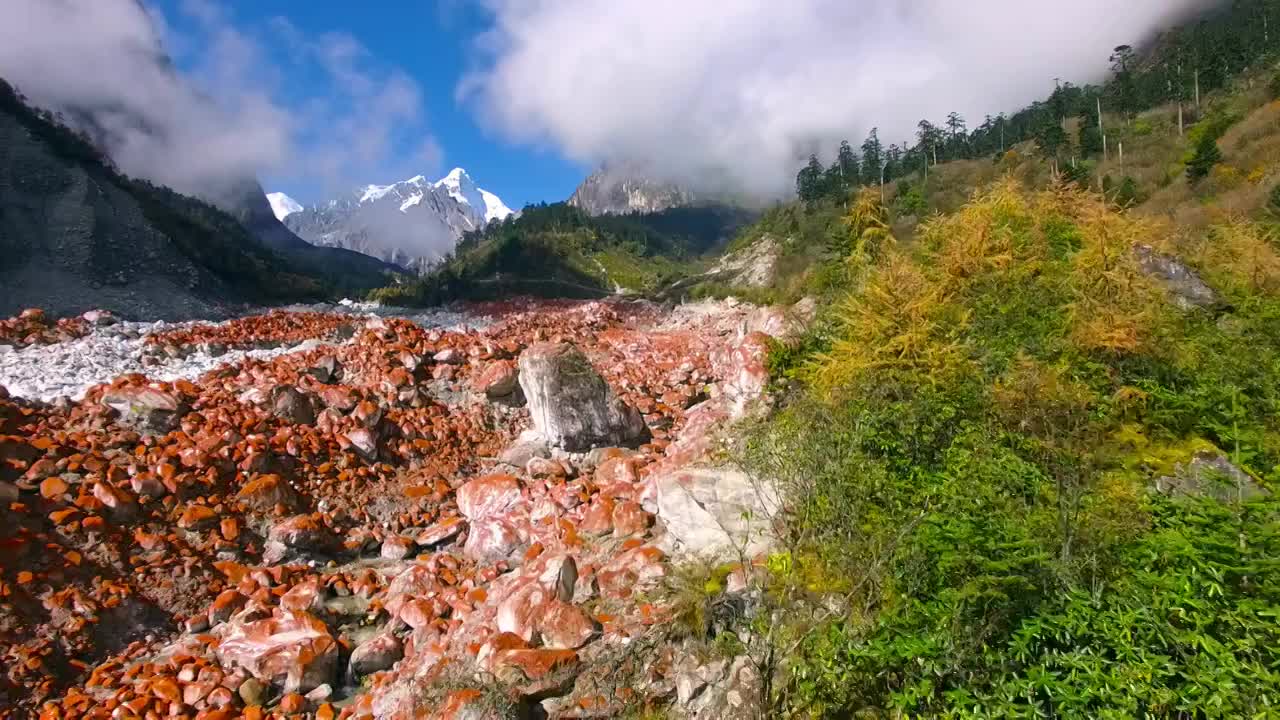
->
(1135, 244), (1220, 310)
(671, 655), (763, 720)
(1155, 451), (1270, 503)
(655, 468), (780, 559)
(568, 167), (697, 215)
(709, 235), (781, 288)
(517, 342), (647, 451)
(0, 81), (396, 320)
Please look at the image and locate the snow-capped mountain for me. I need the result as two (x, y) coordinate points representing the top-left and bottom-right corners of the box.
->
(266, 192), (302, 221)
(273, 169), (513, 273)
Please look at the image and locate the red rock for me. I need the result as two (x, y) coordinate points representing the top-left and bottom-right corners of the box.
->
(39, 476), (69, 499)
(179, 504), (218, 530)
(268, 515), (333, 550)
(579, 497), (615, 536)
(381, 535), (416, 560)
(209, 590), (247, 626)
(416, 516), (466, 547)
(456, 473), (523, 520)
(472, 361), (519, 398)
(279, 692), (305, 713)
(496, 583), (551, 643)
(463, 517), (523, 562)
(215, 610), (338, 694)
(236, 474), (300, 514)
(526, 457), (567, 480)
(611, 501), (650, 537)
(539, 601), (596, 650)
(347, 633), (403, 679)
(494, 648), (578, 681)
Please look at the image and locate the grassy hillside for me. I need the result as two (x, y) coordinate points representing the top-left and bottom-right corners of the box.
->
(369, 203), (753, 305)
(729, 181), (1280, 718)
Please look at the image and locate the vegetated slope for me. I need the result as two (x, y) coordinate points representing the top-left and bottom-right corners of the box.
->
(736, 181), (1280, 717)
(370, 202), (754, 305)
(0, 78), (340, 320)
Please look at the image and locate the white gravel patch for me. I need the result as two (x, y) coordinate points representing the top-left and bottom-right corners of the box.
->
(0, 303), (483, 404)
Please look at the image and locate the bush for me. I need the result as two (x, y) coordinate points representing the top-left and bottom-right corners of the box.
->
(751, 182), (1280, 718)
(1270, 183), (1280, 216)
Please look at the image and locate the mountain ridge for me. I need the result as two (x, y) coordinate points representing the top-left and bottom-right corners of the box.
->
(277, 167), (513, 273)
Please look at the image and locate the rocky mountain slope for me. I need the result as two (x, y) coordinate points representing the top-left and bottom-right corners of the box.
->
(280, 169), (514, 273)
(0, 80), (345, 320)
(568, 167), (697, 215)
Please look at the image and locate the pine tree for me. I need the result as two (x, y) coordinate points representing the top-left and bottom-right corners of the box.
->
(1186, 132), (1222, 183)
(796, 154), (826, 202)
(861, 128), (883, 186)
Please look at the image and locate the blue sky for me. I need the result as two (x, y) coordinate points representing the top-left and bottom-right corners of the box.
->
(150, 0), (585, 210)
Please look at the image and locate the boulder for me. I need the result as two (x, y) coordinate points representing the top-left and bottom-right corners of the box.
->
(348, 633), (403, 680)
(655, 468), (779, 559)
(517, 342), (647, 451)
(472, 361), (521, 400)
(307, 356), (342, 384)
(456, 474), (524, 520)
(498, 431), (551, 468)
(100, 386), (187, 435)
(272, 386), (317, 425)
(1155, 451), (1269, 503)
(215, 609), (338, 694)
(235, 474), (301, 514)
(1135, 244), (1220, 310)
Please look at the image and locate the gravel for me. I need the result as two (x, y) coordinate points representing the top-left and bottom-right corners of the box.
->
(0, 302), (482, 404)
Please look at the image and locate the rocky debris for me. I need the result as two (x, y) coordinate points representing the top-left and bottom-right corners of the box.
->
(518, 342), (647, 451)
(0, 308), (93, 348)
(671, 655), (763, 720)
(148, 310), (356, 351)
(499, 430), (552, 468)
(1135, 244), (1221, 310)
(472, 360), (521, 401)
(655, 468), (780, 559)
(3, 298), (810, 719)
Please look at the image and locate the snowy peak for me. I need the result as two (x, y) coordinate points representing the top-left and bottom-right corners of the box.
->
(266, 192), (302, 221)
(433, 167), (515, 221)
(480, 189), (514, 223)
(267, 168), (513, 274)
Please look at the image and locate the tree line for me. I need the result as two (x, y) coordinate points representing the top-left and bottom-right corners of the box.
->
(797, 0), (1280, 202)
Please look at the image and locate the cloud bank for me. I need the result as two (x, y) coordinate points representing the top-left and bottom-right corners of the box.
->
(0, 0), (436, 204)
(463, 0), (1214, 197)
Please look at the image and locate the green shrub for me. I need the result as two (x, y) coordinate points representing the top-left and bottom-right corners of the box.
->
(747, 182), (1280, 718)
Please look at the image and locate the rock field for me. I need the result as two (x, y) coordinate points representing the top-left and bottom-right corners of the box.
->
(0, 295), (810, 719)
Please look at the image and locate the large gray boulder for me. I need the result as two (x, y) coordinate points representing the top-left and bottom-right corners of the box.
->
(517, 342), (647, 451)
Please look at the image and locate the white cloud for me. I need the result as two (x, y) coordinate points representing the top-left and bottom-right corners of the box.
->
(462, 0), (1213, 198)
(0, 0), (439, 204)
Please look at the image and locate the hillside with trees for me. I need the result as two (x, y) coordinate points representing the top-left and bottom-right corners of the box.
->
(370, 202), (753, 305)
